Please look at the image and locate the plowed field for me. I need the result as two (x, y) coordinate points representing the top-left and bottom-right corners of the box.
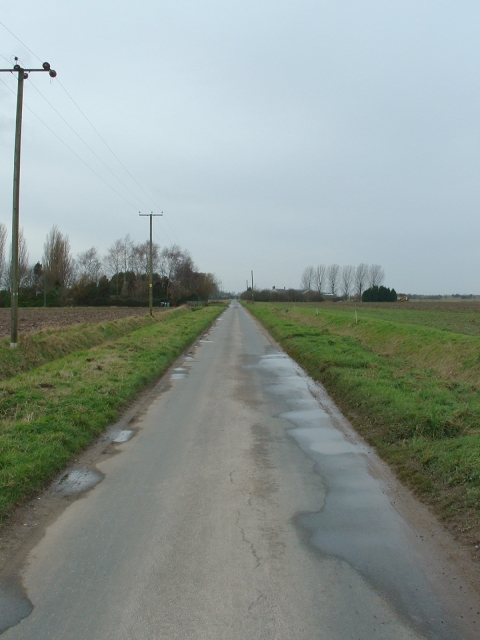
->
(0, 307), (154, 338)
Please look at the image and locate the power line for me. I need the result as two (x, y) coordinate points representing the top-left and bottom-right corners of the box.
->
(0, 22), (43, 64)
(57, 79), (162, 211)
(28, 78), (153, 210)
(163, 216), (181, 244)
(0, 52), (13, 65)
(0, 77), (138, 209)
(0, 23), (158, 210)
(0, 21), (184, 246)
(153, 226), (173, 247)
(57, 79), (184, 246)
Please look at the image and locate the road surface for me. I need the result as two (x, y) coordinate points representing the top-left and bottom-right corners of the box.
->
(1, 301), (478, 639)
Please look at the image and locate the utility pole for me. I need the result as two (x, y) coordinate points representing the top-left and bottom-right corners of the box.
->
(0, 58), (56, 348)
(251, 270), (254, 304)
(139, 212), (163, 316)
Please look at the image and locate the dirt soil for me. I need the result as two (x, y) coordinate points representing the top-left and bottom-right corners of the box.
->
(0, 307), (153, 338)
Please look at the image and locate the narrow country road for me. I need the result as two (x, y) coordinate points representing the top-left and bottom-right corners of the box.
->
(1, 302), (478, 639)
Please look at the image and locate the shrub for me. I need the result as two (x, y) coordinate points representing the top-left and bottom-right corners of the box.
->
(362, 286), (397, 302)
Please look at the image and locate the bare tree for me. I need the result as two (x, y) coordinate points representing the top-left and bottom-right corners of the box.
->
(104, 238), (123, 297)
(159, 244), (197, 303)
(314, 264), (326, 293)
(354, 263), (369, 297)
(301, 265), (315, 290)
(159, 244), (183, 282)
(341, 265), (355, 298)
(42, 226), (74, 295)
(104, 239), (122, 278)
(327, 263), (340, 295)
(191, 272), (219, 300)
(76, 247), (102, 284)
(369, 264), (385, 288)
(5, 228), (30, 289)
(130, 241), (149, 278)
(0, 223), (7, 289)
(130, 241), (160, 278)
(18, 229), (30, 288)
(119, 234), (134, 275)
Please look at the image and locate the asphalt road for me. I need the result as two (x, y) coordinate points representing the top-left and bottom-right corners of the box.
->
(1, 302), (478, 639)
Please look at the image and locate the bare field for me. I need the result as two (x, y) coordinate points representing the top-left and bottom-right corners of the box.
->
(0, 307), (153, 338)
(320, 300), (480, 336)
(350, 300), (480, 313)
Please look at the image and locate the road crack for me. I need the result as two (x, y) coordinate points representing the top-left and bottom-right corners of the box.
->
(236, 510), (262, 569)
(248, 589), (266, 612)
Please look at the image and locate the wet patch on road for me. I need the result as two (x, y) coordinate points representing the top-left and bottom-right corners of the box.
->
(170, 366), (188, 381)
(249, 347), (463, 640)
(111, 429), (135, 443)
(53, 468), (104, 497)
(0, 577), (33, 634)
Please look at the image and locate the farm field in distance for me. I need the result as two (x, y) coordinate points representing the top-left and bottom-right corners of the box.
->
(246, 300), (480, 558)
(0, 306), (155, 338)
(330, 300), (480, 337)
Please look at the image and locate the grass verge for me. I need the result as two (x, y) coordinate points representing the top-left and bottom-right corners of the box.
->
(0, 311), (177, 381)
(246, 303), (480, 549)
(0, 304), (224, 520)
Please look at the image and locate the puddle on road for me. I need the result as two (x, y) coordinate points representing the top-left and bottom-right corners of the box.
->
(170, 373), (187, 380)
(250, 348), (460, 640)
(0, 579), (33, 634)
(111, 430), (135, 443)
(53, 469), (103, 497)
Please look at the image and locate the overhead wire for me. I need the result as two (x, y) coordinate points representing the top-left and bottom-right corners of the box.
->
(1, 21), (184, 247)
(56, 79), (161, 210)
(153, 226), (174, 247)
(57, 81), (185, 248)
(0, 77), (139, 209)
(0, 22), (43, 64)
(56, 79), (184, 246)
(28, 78), (153, 210)
(0, 52), (13, 65)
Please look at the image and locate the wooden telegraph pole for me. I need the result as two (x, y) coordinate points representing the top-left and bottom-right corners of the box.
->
(0, 58), (56, 348)
(139, 212), (163, 316)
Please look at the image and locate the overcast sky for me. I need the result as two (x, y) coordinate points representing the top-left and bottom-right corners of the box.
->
(1, 1), (480, 294)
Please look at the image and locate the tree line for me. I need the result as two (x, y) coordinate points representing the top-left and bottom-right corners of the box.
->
(301, 263), (386, 298)
(0, 223), (219, 307)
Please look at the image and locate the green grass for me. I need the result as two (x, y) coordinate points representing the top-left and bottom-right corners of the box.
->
(317, 300), (480, 337)
(0, 312), (178, 381)
(246, 302), (480, 545)
(0, 305), (224, 519)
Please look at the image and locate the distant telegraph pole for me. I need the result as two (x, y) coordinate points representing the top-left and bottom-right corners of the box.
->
(139, 212), (163, 316)
(0, 58), (57, 348)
